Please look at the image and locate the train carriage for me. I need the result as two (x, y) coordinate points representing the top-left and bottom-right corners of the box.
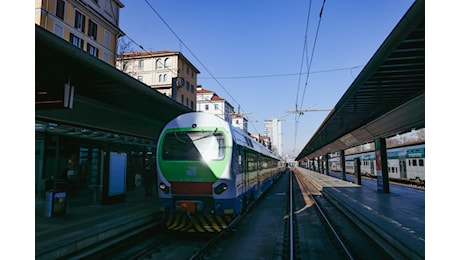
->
(328, 144), (424, 184)
(156, 112), (283, 232)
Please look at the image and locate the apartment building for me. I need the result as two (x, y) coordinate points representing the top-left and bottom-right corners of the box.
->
(117, 51), (199, 110)
(196, 86), (234, 123)
(35, 0), (124, 66)
(264, 118), (282, 156)
(232, 113), (248, 133)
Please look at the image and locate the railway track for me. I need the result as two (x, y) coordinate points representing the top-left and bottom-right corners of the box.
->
(79, 185), (260, 259)
(77, 170), (412, 259)
(294, 170), (414, 259)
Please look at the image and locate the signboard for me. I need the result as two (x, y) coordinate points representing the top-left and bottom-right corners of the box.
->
(108, 152), (127, 196)
(36, 82), (74, 109)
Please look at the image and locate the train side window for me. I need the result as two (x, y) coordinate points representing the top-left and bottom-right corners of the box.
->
(412, 159), (417, 166)
(418, 159), (424, 167)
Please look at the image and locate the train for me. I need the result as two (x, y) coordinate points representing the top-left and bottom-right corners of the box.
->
(328, 143), (425, 185)
(156, 112), (285, 232)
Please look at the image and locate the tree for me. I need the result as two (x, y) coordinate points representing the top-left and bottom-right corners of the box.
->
(117, 36), (133, 72)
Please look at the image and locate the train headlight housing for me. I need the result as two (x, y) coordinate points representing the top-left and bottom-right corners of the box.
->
(214, 183), (228, 194)
(159, 182), (170, 194)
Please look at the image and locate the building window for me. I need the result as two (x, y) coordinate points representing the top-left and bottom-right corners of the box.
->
(190, 101), (194, 110)
(74, 10), (86, 33)
(205, 104), (209, 110)
(186, 81), (190, 91)
(103, 52), (109, 63)
(156, 59), (163, 69)
(87, 43), (99, 57)
(186, 98), (189, 107)
(164, 74), (168, 82)
(138, 76), (143, 82)
(54, 23), (64, 37)
(159, 74), (163, 82)
(56, 0), (65, 20)
(88, 19), (98, 40)
(138, 60), (144, 70)
(103, 29), (111, 49)
(191, 85), (195, 93)
(165, 58), (171, 68)
(70, 33), (84, 49)
(181, 95), (184, 104)
(214, 104), (219, 110)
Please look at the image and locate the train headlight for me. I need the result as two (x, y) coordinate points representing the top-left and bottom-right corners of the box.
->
(159, 182), (170, 194)
(214, 183), (228, 194)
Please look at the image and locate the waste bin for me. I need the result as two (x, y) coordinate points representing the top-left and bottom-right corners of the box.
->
(44, 190), (67, 217)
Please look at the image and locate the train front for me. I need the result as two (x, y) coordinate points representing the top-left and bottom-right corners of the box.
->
(156, 112), (236, 232)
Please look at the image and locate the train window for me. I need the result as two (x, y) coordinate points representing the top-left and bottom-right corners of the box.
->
(418, 159), (424, 167)
(247, 154), (256, 172)
(412, 159), (417, 166)
(162, 131), (225, 161)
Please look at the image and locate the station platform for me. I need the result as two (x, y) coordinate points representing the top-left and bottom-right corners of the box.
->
(35, 187), (161, 259)
(34, 168), (425, 259)
(293, 166), (425, 259)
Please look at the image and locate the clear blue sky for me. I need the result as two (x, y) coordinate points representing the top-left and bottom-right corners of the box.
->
(119, 0), (417, 158)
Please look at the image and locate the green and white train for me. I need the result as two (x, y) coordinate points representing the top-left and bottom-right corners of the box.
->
(156, 112), (285, 232)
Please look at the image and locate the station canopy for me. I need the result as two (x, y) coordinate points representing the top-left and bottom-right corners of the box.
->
(296, 0), (424, 161)
(35, 25), (191, 145)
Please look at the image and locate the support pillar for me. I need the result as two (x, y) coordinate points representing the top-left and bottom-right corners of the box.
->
(340, 150), (346, 181)
(319, 157), (323, 174)
(375, 138), (389, 193)
(325, 154), (330, 175)
(312, 158), (316, 172)
(354, 158), (361, 185)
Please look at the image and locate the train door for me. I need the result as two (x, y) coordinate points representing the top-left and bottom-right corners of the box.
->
(257, 155), (261, 197)
(371, 160), (375, 175)
(241, 147), (248, 194)
(399, 160), (407, 179)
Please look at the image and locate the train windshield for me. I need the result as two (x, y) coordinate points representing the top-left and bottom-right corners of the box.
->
(161, 130), (226, 161)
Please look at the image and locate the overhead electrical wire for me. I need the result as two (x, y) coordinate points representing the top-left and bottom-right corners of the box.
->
(141, 0), (261, 134)
(292, 0), (327, 154)
(198, 66), (362, 80)
(293, 0), (313, 154)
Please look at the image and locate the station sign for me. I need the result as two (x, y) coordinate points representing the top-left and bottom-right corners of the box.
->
(36, 82), (74, 109)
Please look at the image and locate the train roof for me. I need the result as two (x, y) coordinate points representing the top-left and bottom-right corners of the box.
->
(162, 112), (281, 161)
(230, 124), (281, 160)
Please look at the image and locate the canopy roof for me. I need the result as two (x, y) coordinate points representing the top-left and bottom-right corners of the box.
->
(36, 25), (191, 144)
(296, 0), (424, 160)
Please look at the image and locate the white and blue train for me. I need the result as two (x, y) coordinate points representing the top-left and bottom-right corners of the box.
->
(329, 144), (425, 184)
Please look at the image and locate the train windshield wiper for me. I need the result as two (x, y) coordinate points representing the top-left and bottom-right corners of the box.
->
(191, 128), (218, 142)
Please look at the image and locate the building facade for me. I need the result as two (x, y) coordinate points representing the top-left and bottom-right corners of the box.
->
(264, 118), (282, 156)
(232, 113), (248, 133)
(35, 0), (125, 66)
(196, 86), (234, 123)
(116, 51), (199, 110)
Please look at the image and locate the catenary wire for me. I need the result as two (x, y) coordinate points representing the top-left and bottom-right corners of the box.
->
(292, 0), (327, 154)
(141, 0), (261, 134)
